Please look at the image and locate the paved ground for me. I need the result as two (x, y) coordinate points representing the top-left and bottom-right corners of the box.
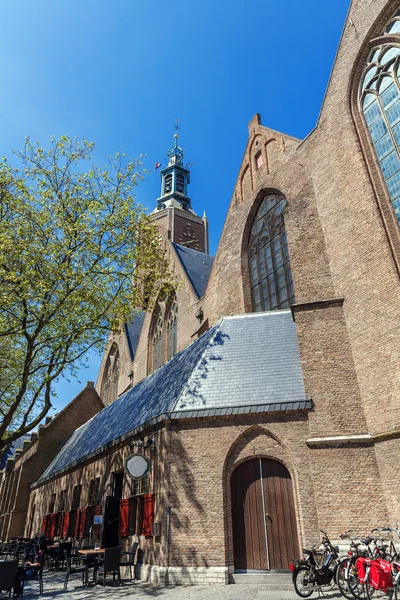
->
(19, 573), (344, 600)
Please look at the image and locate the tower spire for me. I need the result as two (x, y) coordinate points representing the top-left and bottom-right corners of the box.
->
(150, 123), (208, 253)
(154, 120), (193, 213)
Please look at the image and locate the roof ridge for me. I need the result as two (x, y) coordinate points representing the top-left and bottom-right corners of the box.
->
(172, 241), (213, 258)
(225, 310), (292, 320)
(171, 242), (214, 299)
(171, 319), (223, 412)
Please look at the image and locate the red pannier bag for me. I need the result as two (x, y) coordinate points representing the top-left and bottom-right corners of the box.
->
(356, 557), (368, 584)
(370, 558), (393, 592)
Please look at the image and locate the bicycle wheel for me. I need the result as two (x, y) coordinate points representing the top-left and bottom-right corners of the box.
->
(337, 556), (363, 600)
(365, 582), (394, 600)
(394, 580), (400, 600)
(293, 566), (315, 598)
(349, 558), (369, 600)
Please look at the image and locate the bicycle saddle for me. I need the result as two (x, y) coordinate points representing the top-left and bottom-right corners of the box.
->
(361, 537), (373, 545)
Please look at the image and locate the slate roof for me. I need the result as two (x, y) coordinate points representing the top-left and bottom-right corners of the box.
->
(124, 311), (146, 360)
(172, 243), (214, 298)
(37, 311), (310, 484)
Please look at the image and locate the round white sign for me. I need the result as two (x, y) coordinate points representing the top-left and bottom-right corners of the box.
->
(125, 454), (150, 480)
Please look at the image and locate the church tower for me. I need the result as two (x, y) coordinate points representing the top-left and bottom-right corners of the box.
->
(150, 129), (209, 253)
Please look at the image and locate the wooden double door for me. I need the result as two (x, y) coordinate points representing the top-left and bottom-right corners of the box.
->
(231, 458), (299, 571)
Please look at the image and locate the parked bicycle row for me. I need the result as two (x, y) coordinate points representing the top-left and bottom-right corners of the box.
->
(290, 527), (400, 599)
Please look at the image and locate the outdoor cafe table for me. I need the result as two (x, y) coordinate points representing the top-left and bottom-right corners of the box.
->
(78, 549), (105, 555)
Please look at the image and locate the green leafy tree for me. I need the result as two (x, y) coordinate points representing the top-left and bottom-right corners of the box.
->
(0, 136), (172, 457)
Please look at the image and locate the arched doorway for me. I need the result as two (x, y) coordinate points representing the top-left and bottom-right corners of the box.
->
(231, 458), (299, 571)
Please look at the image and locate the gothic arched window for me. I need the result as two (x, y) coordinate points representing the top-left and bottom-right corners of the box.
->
(101, 343), (120, 405)
(152, 309), (164, 371)
(112, 352), (120, 401)
(248, 193), (294, 312)
(360, 11), (400, 225)
(167, 298), (178, 361)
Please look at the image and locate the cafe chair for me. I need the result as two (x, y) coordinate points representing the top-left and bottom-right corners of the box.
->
(96, 546), (121, 587)
(119, 542), (138, 580)
(51, 541), (72, 570)
(71, 538), (84, 557)
(63, 550), (87, 589)
(19, 559), (45, 597)
(0, 560), (18, 598)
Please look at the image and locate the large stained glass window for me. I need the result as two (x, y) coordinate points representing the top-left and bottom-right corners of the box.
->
(167, 298), (178, 361)
(248, 193), (294, 312)
(360, 11), (400, 225)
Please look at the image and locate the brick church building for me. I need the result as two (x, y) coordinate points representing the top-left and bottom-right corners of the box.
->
(0, 0), (399, 585)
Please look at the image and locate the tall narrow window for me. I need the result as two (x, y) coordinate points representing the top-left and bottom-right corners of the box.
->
(58, 490), (67, 512)
(101, 358), (112, 405)
(167, 298), (178, 361)
(112, 352), (120, 401)
(88, 478), (100, 505)
(248, 193), (294, 312)
(360, 11), (400, 225)
(176, 173), (185, 194)
(255, 150), (263, 170)
(49, 493), (56, 514)
(101, 344), (119, 404)
(164, 173), (172, 194)
(153, 309), (164, 370)
(72, 485), (82, 510)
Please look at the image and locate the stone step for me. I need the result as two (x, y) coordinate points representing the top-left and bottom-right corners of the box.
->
(230, 572), (293, 587)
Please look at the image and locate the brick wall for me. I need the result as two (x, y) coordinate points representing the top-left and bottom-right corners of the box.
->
(29, 413), (392, 574)
(298, 0), (400, 441)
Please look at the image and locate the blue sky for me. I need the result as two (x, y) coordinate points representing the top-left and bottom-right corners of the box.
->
(0, 0), (350, 411)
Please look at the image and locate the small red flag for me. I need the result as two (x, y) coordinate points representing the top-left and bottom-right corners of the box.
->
(154, 162), (162, 170)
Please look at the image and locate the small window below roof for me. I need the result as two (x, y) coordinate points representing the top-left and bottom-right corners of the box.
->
(255, 150), (263, 170)
(49, 493), (56, 514)
(72, 484), (82, 510)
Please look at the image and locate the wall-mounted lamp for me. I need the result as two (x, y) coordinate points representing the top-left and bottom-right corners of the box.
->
(131, 437), (155, 449)
(195, 307), (204, 323)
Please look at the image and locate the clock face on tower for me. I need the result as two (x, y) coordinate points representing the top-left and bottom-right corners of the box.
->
(179, 224), (200, 251)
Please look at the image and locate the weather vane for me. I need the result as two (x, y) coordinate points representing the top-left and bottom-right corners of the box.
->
(174, 118), (180, 134)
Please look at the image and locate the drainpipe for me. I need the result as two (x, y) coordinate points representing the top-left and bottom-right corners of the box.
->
(165, 506), (172, 586)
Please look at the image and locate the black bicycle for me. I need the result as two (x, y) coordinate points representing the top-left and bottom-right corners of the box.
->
(290, 530), (340, 598)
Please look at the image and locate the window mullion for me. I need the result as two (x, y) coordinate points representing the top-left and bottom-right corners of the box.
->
(377, 79), (400, 163)
(248, 195), (294, 312)
(255, 239), (265, 310)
